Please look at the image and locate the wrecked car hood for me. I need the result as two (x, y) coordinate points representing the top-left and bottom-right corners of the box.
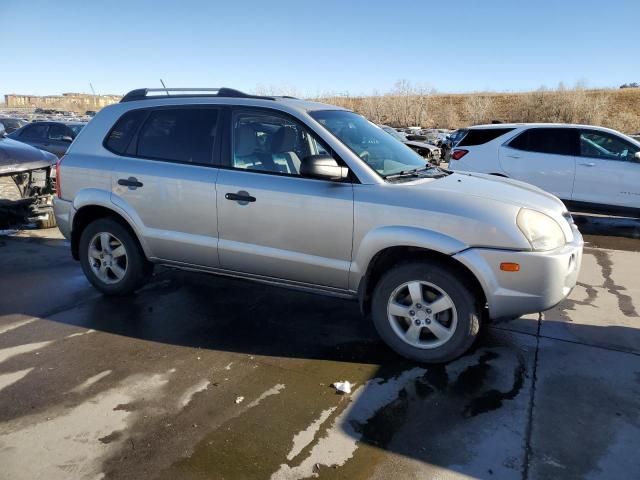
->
(0, 138), (57, 175)
(404, 140), (439, 151)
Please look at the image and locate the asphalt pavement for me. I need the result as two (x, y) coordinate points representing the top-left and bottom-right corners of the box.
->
(0, 214), (639, 480)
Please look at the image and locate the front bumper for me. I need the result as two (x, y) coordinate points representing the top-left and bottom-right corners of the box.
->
(53, 197), (74, 239)
(454, 230), (584, 319)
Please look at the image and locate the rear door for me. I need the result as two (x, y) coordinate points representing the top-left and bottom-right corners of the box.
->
(573, 129), (640, 208)
(215, 107), (354, 289)
(45, 124), (73, 158)
(107, 106), (222, 267)
(499, 127), (578, 200)
(15, 123), (49, 150)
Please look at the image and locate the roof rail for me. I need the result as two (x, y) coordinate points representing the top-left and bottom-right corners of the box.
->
(120, 87), (275, 103)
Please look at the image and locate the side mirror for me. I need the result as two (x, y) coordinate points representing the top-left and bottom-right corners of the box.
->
(0, 124), (5, 138)
(634, 151), (640, 162)
(300, 155), (349, 181)
(61, 135), (73, 143)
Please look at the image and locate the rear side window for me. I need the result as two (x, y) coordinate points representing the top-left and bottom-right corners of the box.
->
(509, 128), (578, 155)
(48, 124), (71, 140)
(105, 110), (147, 154)
(21, 124), (49, 139)
(457, 128), (514, 147)
(136, 108), (219, 164)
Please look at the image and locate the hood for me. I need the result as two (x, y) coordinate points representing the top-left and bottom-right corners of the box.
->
(404, 140), (438, 151)
(420, 171), (567, 215)
(380, 171), (574, 250)
(0, 137), (57, 175)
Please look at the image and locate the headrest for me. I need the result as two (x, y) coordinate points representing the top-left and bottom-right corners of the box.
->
(235, 124), (258, 156)
(272, 126), (297, 153)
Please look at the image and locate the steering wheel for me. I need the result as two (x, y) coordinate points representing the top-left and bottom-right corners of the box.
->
(358, 150), (370, 161)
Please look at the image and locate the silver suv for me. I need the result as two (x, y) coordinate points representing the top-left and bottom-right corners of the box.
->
(53, 88), (584, 362)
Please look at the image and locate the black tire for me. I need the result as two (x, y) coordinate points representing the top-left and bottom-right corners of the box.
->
(371, 261), (481, 363)
(79, 217), (153, 295)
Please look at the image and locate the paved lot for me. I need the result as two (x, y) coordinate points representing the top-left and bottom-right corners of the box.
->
(0, 215), (639, 480)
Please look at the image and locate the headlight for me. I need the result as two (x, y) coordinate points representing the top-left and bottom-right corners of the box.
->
(516, 208), (566, 251)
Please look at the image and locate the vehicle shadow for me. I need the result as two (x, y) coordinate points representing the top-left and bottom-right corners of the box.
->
(39, 268), (640, 478)
(2, 231), (638, 477)
(573, 212), (640, 251)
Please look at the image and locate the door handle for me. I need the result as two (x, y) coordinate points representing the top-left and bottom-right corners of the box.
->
(507, 154), (521, 159)
(225, 191), (256, 203)
(579, 162), (596, 167)
(118, 177), (144, 188)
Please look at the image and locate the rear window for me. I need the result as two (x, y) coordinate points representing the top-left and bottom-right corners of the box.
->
(48, 124), (70, 140)
(105, 110), (147, 154)
(136, 108), (219, 164)
(509, 128), (578, 155)
(457, 128), (514, 147)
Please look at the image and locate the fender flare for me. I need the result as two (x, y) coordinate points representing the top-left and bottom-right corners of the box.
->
(349, 225), (468, 291)
(72, 189), (152, 258)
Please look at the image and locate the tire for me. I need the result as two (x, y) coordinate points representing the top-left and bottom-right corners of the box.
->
(371, 261), (481, 363)
(79, 218), (153, 295)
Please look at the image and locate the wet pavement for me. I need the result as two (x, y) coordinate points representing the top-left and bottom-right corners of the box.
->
(0, 215), (639, 480)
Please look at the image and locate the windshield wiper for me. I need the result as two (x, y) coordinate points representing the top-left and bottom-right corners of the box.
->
(384, 164), (454, 180)
(383, 166), (429, 180)
(417, 165), (451, 177)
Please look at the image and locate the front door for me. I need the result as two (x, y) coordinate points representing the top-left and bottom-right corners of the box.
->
(216, 108), (354, 289)
(16, 123), (49, 151)
(573, 129), (640, 209)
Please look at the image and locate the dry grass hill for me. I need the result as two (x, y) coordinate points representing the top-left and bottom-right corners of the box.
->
(316, 87), (640, 133)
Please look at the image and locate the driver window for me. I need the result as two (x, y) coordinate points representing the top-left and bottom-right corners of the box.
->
(580, 130), (639, 161)
(48, 124), (67, 140)
(232, 110), (328, 175)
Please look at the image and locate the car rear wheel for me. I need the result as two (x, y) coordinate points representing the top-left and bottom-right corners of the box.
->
(79, 218), (152, 295)
(371, 262), (480, 363)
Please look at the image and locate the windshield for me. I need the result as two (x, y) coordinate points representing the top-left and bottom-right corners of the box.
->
(310, 110), (427, 177)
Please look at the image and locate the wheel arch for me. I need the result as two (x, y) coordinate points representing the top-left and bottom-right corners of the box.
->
(357, 245), (487, 317)
(71, 203), (148, 261)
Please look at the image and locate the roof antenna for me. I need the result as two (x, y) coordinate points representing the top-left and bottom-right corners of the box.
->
(160, 79), (170, 96)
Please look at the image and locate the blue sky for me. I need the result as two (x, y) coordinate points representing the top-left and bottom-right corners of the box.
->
(1, 0), (638, 98)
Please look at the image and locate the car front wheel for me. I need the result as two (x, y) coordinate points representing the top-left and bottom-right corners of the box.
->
(371, 262), (481, 363)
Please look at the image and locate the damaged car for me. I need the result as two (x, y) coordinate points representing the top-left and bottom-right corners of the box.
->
(0, 123), (58, 229)
(379, 125), (442, 162)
